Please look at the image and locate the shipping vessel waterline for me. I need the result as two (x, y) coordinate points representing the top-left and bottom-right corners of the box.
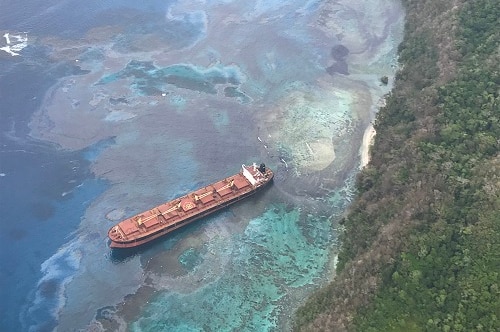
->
(108, 163), (273, 248)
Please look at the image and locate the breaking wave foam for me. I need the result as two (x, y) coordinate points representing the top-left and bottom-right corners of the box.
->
(1, 32), (28, 56)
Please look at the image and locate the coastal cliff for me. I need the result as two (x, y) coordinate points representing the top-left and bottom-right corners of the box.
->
(295, 0), (499, 330)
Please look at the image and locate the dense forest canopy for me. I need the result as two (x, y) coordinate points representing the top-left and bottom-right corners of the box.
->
(294, 0), (499, 331)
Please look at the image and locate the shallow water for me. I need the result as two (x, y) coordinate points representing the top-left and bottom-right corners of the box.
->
(0, 0), (403, 330)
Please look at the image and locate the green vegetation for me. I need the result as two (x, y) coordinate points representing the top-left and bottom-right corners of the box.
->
(294, 0), (499, 330)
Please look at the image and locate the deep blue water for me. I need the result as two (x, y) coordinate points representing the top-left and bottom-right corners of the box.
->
(0, 1), (174, 330)
(0, 0), (170, 38)
(0, 60), (105, 332)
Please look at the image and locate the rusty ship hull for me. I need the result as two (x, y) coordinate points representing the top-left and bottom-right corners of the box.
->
(108, 163), (273, 248)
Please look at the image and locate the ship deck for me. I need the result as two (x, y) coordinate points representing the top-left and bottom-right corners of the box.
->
(108, 164), (272, 247)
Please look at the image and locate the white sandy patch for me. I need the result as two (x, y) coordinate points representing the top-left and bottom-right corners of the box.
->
(303, 138), (336, 172)
(360, 124), (376, 168)
(261, 86), (356, 173)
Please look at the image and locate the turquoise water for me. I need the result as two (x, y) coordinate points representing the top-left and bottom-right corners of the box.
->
(132, 204), (337, 331)
(1, 0), (404, 330)
(98, 61), (247, 97)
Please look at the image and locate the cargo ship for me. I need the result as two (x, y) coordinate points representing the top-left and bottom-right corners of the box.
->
(108, 163), (273, 248)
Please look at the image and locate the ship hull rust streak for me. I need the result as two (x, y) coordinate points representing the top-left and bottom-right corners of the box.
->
(108, 164), (273, 248)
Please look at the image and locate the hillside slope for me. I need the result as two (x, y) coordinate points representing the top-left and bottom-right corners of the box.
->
(294, 0), (499, 330)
